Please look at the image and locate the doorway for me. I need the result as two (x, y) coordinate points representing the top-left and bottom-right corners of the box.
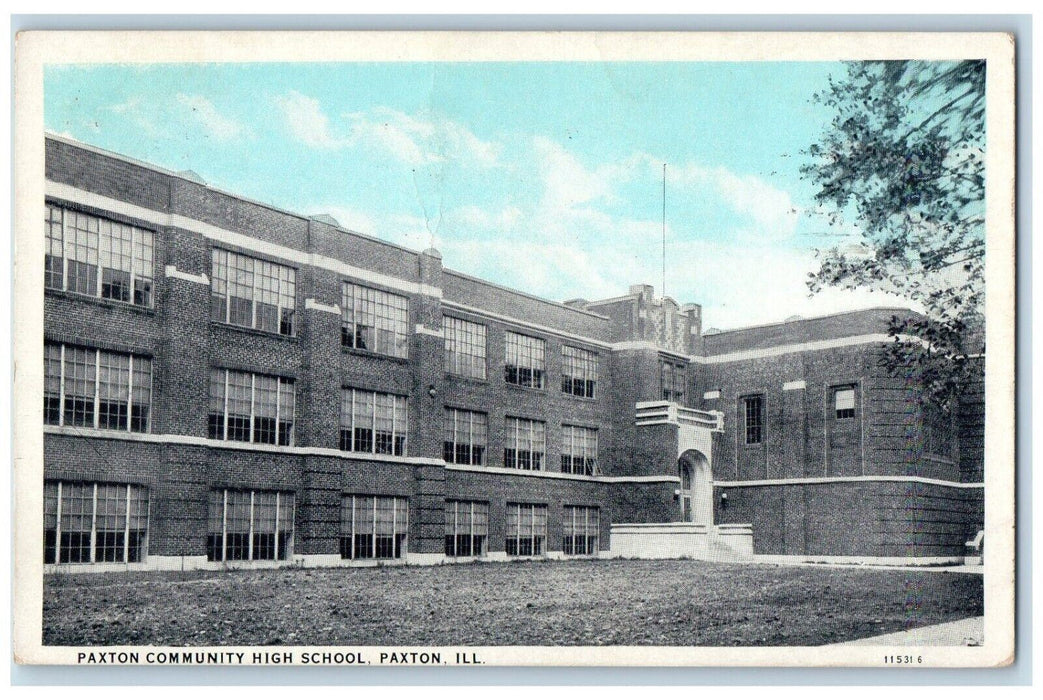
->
(678, 450), (713, 525)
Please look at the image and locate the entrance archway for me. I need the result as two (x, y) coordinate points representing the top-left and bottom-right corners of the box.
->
(678, 450), (713, 525)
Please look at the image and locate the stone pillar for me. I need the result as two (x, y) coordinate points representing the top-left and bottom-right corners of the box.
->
(297, 219), (346, 556)
(409, 248), (448, 556)
(781, 381), (808, 554)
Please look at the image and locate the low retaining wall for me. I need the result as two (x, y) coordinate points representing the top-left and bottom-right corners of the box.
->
(714, 478), (983, 558)
(609, 523), (753, 561)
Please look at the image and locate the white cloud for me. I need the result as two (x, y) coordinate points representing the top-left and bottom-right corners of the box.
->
(345, 107), (501, 168)
(533, 136), (621, 211)
(108, 98), (141, 115)
(672, 162), (800, 240)
(440, 238), (620, 301)
(446, 204), (523, 231)
(665, 240), (920, 330)
(272, 93), (501, 168)
(305, 204), (435, 251)
(273, 91), (349, 149)
(297, 135), (911, 331)
(103, 97), (158, 136)
(176, 94), (248, 141)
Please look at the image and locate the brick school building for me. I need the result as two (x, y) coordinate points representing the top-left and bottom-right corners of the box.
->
(40, 135), (985, 572)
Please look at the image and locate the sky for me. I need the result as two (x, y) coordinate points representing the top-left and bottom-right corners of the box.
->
(43, 61), (919, 329)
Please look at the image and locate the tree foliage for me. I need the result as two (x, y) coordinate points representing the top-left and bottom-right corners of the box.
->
(802, 60), (986, 409)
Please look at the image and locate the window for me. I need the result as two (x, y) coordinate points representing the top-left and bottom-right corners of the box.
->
(342, 283), (409, 358)
(505, 503), (547, 556)
(339, 388), (408, 456)
(207, 369), (295, 445)
(561, 425), (598, 475)
(443, 408), (487, 466)
(44, 481), (148, 565)
(44, 343), (152, 432)
(444, 500), (489, 557)
(340, 495), (408, 559)
(661, 360), (687, 403)
(561, 345), (597, 398)
(834, 387), (856, 420)
(562, 505), (600, 556)
(443, 316), (487, 379)
(742, 395), (764, 445)
(45, 205), (155, 307)
(504, 331), (545, 389)
(206, 489), (294, 562)
(504, 417), (546, 471)
(211, 249), (296, 336)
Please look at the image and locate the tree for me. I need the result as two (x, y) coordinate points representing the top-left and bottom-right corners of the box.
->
(801, 60), (986, 410)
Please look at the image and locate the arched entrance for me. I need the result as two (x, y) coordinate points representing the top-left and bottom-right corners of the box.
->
(678, 450), (713, 525)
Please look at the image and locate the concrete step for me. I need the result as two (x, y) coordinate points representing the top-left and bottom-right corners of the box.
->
(708, 532), (754, 563)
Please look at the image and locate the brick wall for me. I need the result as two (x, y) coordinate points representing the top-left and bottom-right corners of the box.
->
(445, 470), (613, 553)
(715, 480), (980, 557)
(40, 136), (986, 566)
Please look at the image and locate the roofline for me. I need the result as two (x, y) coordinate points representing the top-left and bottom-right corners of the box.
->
(44, 132), (423, 259)
(442, 268), (611, 322)
(705, 306), (919, 336)
(46, 132), (612, 322)
(584, 293), (640, 307)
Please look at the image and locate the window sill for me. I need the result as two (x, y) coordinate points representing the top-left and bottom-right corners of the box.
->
(505, 554), (549, 561)
(342, 346), (410, 364)
(338, 449), (409, 460)
(211, 321), (299, 343)
(45, 288), (156, 315)
(443, 555), (488, 563)
(445, 373), (488, 385)
(561, 392), (599, 403)
(504, 381), (547, 393)
(45, 422), (152, 437)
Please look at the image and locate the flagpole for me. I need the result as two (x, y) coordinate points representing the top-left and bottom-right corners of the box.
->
(662, 163), (666, 300)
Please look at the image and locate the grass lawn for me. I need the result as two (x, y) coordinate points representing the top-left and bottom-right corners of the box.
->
(43, 559), (983, 646)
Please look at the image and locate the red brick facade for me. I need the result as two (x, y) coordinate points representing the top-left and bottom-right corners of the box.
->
(40, 135), (985, 570)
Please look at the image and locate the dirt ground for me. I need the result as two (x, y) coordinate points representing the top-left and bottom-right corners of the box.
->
(42, 559), (984, 646)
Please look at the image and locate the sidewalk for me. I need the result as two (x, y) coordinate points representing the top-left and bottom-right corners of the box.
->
(829, 616), (984, 647)
(759, 560), (984, 574)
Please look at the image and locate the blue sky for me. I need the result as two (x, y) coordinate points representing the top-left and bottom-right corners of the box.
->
(44, 61), (914, 329)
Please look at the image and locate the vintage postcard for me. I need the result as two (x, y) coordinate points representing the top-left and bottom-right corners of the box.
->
(12, 30), (1015, 668)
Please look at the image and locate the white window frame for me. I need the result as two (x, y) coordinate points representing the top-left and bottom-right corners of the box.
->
(339, 388), (408, 456)
(505, 502), (547, 557)
(443, 408), (488, 466)
(443, 316), (487, 379)
(44, 480), (150, 565)
(210, 248), (297, 336)
(561, 345), (598, 398)
(561, 425), (598, 475)
(340, 494), (409, 560)
(504, 331), (546, 389)
(207, 488), (295, 563)
(44, 343), (152, 433)
(45, 204), (155, 308)
(504, 416), (546, 471)
(341, 282), (410, 358)
(562, 505), (600, 556)
(208, 369), (296, 445)
(444, 500), (489, 558)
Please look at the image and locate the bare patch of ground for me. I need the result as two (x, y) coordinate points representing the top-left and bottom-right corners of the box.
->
(42, 559), (984, 646)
